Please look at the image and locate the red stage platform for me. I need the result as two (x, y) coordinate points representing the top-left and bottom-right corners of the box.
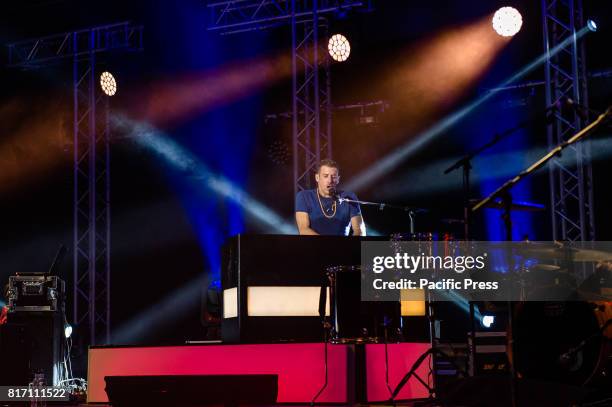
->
(88, 342), (431, 404)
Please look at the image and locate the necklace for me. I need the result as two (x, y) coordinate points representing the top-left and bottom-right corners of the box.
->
(317, 189), (336, 218)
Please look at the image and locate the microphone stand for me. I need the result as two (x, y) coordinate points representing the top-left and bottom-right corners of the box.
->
(46, 244), (67, 277)
(336, 196), (427, 234)
(443, 116), (540, 240)
(443, 98), (570, 239)
(470, 106), (612, 407)
(472, 106), (612, 223)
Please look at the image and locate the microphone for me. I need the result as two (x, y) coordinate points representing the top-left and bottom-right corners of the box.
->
(329, 188), (342, 203)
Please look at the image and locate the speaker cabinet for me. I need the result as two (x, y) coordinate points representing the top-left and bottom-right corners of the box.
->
(0, 311), (64, 386)
(105, 375), (278, 406)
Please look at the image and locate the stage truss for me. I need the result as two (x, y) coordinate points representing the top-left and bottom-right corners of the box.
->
(7, 22), (143, 345)
(542, 0), (594, 242)
(207, 0), (371, 196)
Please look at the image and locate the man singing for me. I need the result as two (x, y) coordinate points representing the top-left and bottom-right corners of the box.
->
(295, 159), (366, 236)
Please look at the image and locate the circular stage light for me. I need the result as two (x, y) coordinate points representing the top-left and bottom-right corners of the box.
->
(492, 7), (523, 37)
(328, 34), (351, 62)
(64, 323), (73, 339)
(100, 71), (117, 96)
(587, 19), (598, 32)
(481, 315), (495, 329)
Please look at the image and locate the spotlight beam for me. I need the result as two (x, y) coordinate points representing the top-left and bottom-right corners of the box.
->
(399, 136), (612, 198)
(131, 52), (293, 128)
(345, 25), (593, 193)
(111, 274), (206, 344)
(377, 135), (612, 199)
(113, 115), (296, 234)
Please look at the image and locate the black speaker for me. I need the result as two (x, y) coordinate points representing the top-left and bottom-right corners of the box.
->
(104, 375), (278, 406)
(0, 311), (64, 386)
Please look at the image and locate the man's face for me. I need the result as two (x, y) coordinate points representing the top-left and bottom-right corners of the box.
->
(315, 165), (340, 195)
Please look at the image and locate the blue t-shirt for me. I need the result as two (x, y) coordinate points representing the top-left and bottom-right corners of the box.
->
(295, 189), (361, 236)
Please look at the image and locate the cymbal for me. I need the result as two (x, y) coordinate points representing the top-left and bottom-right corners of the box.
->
(521, 246), (612, 262)
(528, 264), (562, 272)
(469, 199), (545, 212)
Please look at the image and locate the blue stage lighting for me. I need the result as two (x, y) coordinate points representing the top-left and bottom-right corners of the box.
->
(112, 116), (295, 234)
(587, 19), (598, 32)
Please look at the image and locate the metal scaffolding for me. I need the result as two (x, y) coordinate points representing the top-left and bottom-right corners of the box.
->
(542, 0), (594, 242)
(207, 0), (370, 195)
(292, 15), (332, 192)
(207, 0), (369, 34)
(7, 22), (143, 345)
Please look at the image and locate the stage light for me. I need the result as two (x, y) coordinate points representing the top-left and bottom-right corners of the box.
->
(64, 323), (73, 338)
(345, 18), (593, 193)
(481, 314), (495, 328)
(587, 19), (598, 32)
(112, 115), (295, 234)
(492, 7), (522, 37)
(328, 34), (351, 62)
(100, 71), (117, 96)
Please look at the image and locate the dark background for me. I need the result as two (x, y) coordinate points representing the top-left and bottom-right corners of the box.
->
(0, 0), (610, 351)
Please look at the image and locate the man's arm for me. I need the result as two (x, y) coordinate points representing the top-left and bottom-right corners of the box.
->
(351, 215), (366, 236)
(296, 211), (319, 235)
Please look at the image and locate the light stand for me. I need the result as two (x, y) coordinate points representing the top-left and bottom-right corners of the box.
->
(389, 263), (468, 404)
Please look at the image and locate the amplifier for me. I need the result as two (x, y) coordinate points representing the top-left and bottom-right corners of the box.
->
(7, 275), (65, 312)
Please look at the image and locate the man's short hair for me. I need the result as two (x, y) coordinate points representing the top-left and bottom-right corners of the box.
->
(316, 159), (339, 174)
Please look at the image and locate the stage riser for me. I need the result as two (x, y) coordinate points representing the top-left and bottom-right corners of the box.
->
(88, 342), (430, 403)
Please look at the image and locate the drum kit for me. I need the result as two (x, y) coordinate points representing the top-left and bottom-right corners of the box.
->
(324, 222), (612, 389)
(326, 265), (401, 344)
(319, 100), (612, 402)
(508, 244), (612, 386)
